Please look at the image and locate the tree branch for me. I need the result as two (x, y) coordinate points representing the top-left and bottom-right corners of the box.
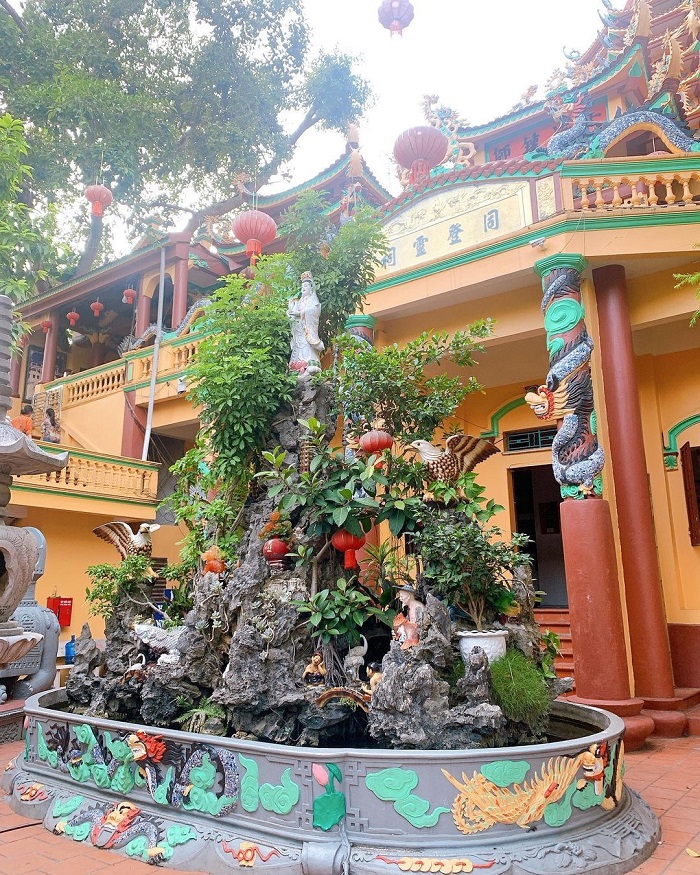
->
(73, 214), (104, 277)
(0, 0), (27, 34)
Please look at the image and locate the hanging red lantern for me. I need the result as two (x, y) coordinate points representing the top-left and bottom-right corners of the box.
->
(40, 318), (52, 335)
(359, 429), (394, 454)
(378, 0), (414, 36)
(331, 529), (366, 569)
(66, 309), (80, 328)
(90, 299), (104, 318)
(84, 183), (113, 217)
(394, 126), (449, 186)
(232, 209), (277, 264)
(122, 288), (137, 306)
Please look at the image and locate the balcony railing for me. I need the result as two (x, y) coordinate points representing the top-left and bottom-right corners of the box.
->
(562, 158), (700, 213)
(123, 333), (203, 390)
(12, 444), (159, 504)
(46, 362), (126, 409)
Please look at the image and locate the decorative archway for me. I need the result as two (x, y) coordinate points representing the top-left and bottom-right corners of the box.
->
(663, 412), (700, 470)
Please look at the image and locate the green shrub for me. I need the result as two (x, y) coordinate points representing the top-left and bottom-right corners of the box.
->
(490, 649), (551, 727)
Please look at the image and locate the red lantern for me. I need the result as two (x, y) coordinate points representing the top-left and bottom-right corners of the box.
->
(262, 537), (290, 565)
(41, 318), (52, 334)
(90, 299), (104, 318)
(232, 209), (277, 264)
(66, 309), (80, 328)
(394, 126), (449, 186)
(359, 429), (394, 454)
(84, 183), (113, 217)
(122, 288), (137, 306)
(378, 0), (414, 36)
(331, 529), (366, 569)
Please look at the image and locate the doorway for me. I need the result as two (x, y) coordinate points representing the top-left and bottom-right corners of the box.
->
(511, 466), (567, 607)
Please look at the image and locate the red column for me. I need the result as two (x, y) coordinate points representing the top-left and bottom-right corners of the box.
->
(9, 347), (22, 398)
(40, 312), (59, 383)
(531, 255), (653, 749)
(135, 278), (152, 336)
(172, 257), (189, 329)
(593, 265), (686, 733)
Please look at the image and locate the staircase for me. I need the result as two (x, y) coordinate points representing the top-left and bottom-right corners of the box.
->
(534, 607), (575, 685)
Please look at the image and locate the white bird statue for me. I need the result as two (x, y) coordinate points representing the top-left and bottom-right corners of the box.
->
(92, 522), (160, 560)
(409, 434), (499, 483)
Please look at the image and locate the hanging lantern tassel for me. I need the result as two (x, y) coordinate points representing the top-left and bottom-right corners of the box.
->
(331, 529), (366, 569)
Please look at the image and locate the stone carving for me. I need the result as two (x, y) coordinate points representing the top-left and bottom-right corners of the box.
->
(342, 635), (368, 684)
(288, 271), (324, 374)
(2, 527), (60, 700)
(526, 264), (604, 498)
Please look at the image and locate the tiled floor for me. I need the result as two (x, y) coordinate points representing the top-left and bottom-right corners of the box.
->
(1, 736), (700, 873)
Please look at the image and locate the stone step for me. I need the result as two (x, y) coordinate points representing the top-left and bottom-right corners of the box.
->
(685, 703), (700, 736)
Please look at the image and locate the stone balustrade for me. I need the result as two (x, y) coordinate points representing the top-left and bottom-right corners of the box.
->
(13, 446), (159, 503)
(55, 363), (125, 408)
(563, 162), (700, 212)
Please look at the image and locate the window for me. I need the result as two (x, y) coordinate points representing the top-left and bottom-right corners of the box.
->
(505, 427), (557, 452)
(681, 442), (700, 546)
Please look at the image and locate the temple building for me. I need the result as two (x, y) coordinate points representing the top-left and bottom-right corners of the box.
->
(7, 0), (700, 743)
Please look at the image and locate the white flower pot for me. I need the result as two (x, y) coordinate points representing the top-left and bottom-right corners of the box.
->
(457, 629), (508, 665)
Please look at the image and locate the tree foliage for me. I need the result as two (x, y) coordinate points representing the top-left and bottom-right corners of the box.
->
(0, 113), (72, 302)
(0, 0), (371, 230)
(333, 323), (494, 441)
(271, 190), (389, 344)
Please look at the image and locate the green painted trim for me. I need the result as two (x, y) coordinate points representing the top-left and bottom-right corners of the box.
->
(534, 254), (587, 279)
(10, 484), (157, 505)
(561, 156), (700, 177)
(345, 314), (377, 330)
(664, 413), (700, 453)
(481, 397), (526, 439)
(367, 210), (700, 294)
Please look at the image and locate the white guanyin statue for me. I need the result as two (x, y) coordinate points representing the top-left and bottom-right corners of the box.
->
(288, 271), (325, 375)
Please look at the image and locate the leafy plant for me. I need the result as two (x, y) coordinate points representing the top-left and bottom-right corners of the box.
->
(332, 324), (494, 441)
(490, 649), (551, 727)
(361, 540), (413, 609)
(417, 492), (530, 631)
(293, 578), (384, 644)
(85, 555), (157, 619)
(674, 269), (700, 326)
(540, 629), (562, 680)
(174, 696), (227, 735)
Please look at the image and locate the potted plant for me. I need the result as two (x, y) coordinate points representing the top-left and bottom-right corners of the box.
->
(416, 506), (530, 664)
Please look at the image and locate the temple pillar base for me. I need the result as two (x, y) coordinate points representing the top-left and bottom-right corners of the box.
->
(568, 695), (654, 750)
(642, 709), (687, 737)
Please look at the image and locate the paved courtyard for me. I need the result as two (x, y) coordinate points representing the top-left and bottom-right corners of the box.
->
(0, 735), (699, 874)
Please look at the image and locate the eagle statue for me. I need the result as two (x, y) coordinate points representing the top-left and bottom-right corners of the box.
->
(410, 434), (499, 483)
(92, 522), (160, 560)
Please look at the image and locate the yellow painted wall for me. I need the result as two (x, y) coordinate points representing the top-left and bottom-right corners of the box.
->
(18, 510), (187, 644)
(637, 347), (700, 624)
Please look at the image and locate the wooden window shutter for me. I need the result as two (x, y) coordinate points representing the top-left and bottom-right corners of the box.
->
(680, 442), (700, 546)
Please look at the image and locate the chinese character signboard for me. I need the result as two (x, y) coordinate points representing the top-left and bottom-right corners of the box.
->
(377, 180), (533, 276)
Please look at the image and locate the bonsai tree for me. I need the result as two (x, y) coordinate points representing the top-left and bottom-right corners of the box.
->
(416, 476), (531, 630)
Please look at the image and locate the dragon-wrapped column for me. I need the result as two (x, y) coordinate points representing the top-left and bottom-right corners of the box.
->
(527, 254), (653, 749)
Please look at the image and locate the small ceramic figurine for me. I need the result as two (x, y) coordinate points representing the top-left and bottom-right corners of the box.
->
(288, 271), (325, 374)
(302, 652), (327, 686)
(393, 584), (424, 650)
(361, 661), (383, 696)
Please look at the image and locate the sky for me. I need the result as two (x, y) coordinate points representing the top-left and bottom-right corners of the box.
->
(270, 0), (608, 194)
